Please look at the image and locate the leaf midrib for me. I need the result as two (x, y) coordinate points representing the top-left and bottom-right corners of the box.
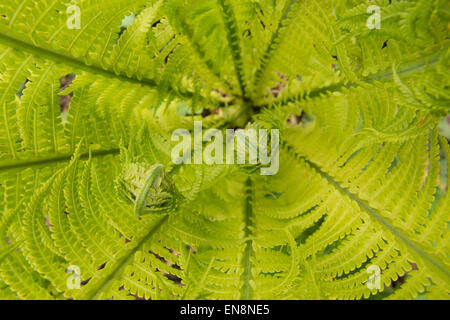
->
(240, 177), (254, 300)
(0, 149), (120, 173)
(0, 31), (159, 87)
(217, 0), (248, 98)
(252, 0), (299, 93)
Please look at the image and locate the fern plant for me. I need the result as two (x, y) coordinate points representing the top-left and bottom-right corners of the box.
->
(0, 0), (448, 300)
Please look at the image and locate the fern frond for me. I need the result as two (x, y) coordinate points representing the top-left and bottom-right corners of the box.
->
(0, 0), (448, 301)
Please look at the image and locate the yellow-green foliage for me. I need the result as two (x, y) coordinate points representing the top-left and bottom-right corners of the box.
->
(0, 0), (448, 300)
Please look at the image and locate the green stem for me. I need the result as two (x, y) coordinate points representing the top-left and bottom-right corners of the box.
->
(240, 177), (254, 299)
(0, 149), (120, 173)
